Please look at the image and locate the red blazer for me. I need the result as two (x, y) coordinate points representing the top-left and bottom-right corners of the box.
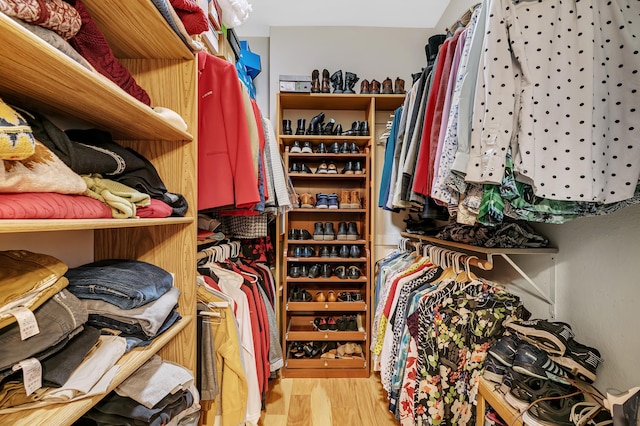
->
(197, 51), (259, 210)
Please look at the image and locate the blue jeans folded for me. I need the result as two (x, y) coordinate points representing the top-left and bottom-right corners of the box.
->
(65, 259), (174, 309)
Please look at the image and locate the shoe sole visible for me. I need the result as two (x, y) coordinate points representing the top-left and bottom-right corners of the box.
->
(506, 323), (572, 355)
(488, 348), (515, 367)
(301, 149), (313, 153)
(337, 235), (348, 240)
(316, 205), (328, 209)
(483, 370), (505, 384)
(329, 205), (338, 209)
(551, 355), (596, 382)
(346, 235), (358, 241)
(302, 204), (315, 208)
(323, 235), (335, 241)
(290, 148), (302, 153)
(504, 392), (530, 412)
(313, 236), (324, 241)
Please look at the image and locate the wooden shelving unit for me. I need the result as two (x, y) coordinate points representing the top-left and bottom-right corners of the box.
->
(0, 3), (197, 424)
(277, 92), (404, 378)
(476, 377), (524, 426)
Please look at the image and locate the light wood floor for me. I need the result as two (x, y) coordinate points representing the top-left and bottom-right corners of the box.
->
(258, 373), (399, 426)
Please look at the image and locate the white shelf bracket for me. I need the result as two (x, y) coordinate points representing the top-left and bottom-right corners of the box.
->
(487, 253), (556, 319)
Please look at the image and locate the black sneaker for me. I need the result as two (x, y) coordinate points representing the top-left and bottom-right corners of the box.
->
(329, 245), (339, 258)
(290, 140), (302, 153)
(523, 392), (584, 426)
(288, 228), (300, 240)
(313, 222), (324, 241)
(299, 229), (313, 240)
(489, 334), (522, 367)
(512, 343), (571, 385)
(483, 354), (508, 384)
(505, 318), (574, 356)
(551, 338), (603, 383)
(505, 375), (574, 413)
(319, 246), (330, 258)
(316, 142), (327, 154)
(500, 368), (529, 394)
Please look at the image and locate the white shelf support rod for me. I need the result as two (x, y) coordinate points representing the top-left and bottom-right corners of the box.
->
(487, 253), (556, 318)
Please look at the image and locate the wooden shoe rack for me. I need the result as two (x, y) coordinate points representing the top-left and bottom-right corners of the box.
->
(277, 93), (404, 378)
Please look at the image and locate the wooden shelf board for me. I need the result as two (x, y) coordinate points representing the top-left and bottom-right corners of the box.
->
(0, 15), (192, 141)
(286, 239), (367, 245)
(372, 94), (407, 111)
(285, 356), (366, 370)
(290, 208), (366, 213)
(478, 377), (524, 426)
(0, 316), (192, 426)
(0, 218), (193, 234)
(286, 301), (366, 312)
(279, 93), (374, 110)
(400, 233), (558, 255)
(286, 257), (367, 263)
(82, 0), (193, 59)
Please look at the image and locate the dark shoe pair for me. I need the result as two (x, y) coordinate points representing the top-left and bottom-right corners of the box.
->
(306, 112), (325, 135)
(341, 121), (369, 137)
(289, 264), (310, 278)
(313, 222), (336, 241)
(292, 246), (315, 258)
(341, 161), (363, 174)
(336, 221), (360, 240)
(288, 228), (312, 240)
(316, 142), (327, 154)
(347, 265), (361, 279)
(336, 315), (358, 331)
(337, 291), (363, 302)
(289, 163), (312, 174)
(289, 285), (312, 301)
(339, 141), (360, 154)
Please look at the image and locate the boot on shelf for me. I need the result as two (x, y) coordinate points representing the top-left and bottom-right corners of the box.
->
(306, 112), (325, 135)
(394, 77), (406, 94)
(321, 118), (335, 135)
(339, 190), (351, 209)
(343, 71), (359, 94)
(330, 70), (344, 93)
(360, 79), (370, 94)
(282, 119), (292, 135)
(358, 121), (370, 136)
(295, 118), (306, 135)
(311, 69), (320, 93)
(321, 69), (331, 93)
(370, 79), (381, 94)
(381, 77), (393, 94)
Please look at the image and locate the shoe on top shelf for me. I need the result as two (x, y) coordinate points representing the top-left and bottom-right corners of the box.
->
(504, 318), (575, 356)
(489, 334), (522, 367)
(512, 343), (571, 385)
(551, 337), (603, 383)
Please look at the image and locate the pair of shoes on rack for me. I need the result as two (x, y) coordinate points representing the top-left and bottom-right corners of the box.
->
(288, 228), (313, 240)
(341, 161), (363, 174)
(316, 193), (339, 209)
(288, 286), (312, 301)
(337, 291), (363, 302)
(289, 162), (312, 173)
(334, 265), (361, 279)
(328, 70), (359, 94)
(313, 222), (336, 240)
(313, 316), (338, 331)
(316, 161), (338, 174)
(341, 121), (369, 136)
(339, 190), (361, 209)
(291, 246), (315, 258)
(337, 221), (360, 240)
(289, 140), (313, 153)
(314, 290), (337, 303)
(504, 318), (603, 383)
(307, 263), (332, 279)
(328, 141), (360, 154)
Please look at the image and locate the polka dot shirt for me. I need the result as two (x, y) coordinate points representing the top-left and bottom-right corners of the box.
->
(465, 0), (640, 203)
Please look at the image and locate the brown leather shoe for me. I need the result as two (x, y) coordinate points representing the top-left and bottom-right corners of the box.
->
(321, 69), (331, 93)
(360, 79), (370, 94)
(370, 79), (381, 94)
(394, 77), (406, 94)
(300, 193), (315, 208)
(311, 69), (320, 93)
(349, 190), (361, 208)
(381, 77), (393, 94)
(339, 190), (351, 209)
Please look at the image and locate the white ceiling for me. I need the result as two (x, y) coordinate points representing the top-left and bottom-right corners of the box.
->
(234, 0), (452, 37)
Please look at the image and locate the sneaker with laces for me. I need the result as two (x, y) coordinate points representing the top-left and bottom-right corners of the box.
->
(512, 343), (571, 385)
(327, 193), (339, 209)
(505, 318), (575, 355)
(300, 193), (315, 209)
(301, 141), (313, 153)
(489, 334), (522, 367)
(500, 368), (530, 394)
(315, 193), (328, 209)
(483, 354), (508, 384)
(551, 338), (603, 383)
(505, 375), (571, 412)
(570, 402), (613, 426)
(523, 392), (585, 426)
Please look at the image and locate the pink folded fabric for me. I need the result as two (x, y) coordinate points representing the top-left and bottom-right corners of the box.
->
(170, 0), (208, 35)
(0, 0), (82, 40)
(0, 192), (112, 219)
(68, 0), (151, 105)
(136, 198), (173, 218)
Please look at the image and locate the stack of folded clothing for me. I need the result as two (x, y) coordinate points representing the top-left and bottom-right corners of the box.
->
(78, 355), (201, 426)
(0, 250), (128, 412)
(64, 259), (182, 349)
